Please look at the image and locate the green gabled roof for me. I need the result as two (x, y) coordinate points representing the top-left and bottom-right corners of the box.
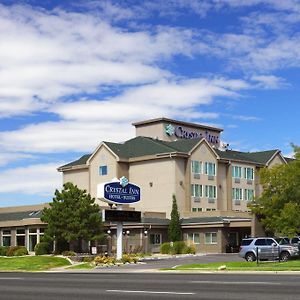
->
(0, 210), (43, 222)
(59, 154), (91, 169)
(59, 136), (281, 169)
(105, 136), (195, 159)
(215, 149), (279, 165)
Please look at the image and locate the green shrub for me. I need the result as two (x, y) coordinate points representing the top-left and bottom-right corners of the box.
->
(171, 241), (186, 254)
(183, 244), (196, 254)
(34, 242), (51, 255)
(7, 246), (28, 256)
(160, 241), (196, 255)
(160, 242), (171, 254)
(13, 247), (28, 256)
(83, 256), (94, 263)
(0, 246), (9, 256)
(62, 250), (76, 256)
(121, 254), (139, 264)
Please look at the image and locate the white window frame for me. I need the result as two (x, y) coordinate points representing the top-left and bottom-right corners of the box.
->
(204, 162), (216, 176)
(187, 233), (200, 244)
(191, 184), (203, 198)
(244, 189), (254, 201)
(244, 167), (254, 180)
(232, 166), (242, 178)
(191, 160), (202, 174)
(205, 185), (217, 199)
(205, 232), (217, 244)
(232, 188), (243, 201)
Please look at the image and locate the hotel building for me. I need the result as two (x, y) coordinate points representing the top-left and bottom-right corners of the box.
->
(0, 117), (288, 254)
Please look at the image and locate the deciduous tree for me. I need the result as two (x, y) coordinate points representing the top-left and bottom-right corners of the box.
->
(251, 145), (300, 236)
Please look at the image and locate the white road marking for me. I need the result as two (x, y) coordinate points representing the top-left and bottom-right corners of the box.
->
(191, 281), (281, 285)
(0, 277), (24, 280)
(107, 289), (195, 295)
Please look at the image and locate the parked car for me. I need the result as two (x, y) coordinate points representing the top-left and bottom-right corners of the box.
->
(239, 237), (299, 262)
(290, 236), (300, 250)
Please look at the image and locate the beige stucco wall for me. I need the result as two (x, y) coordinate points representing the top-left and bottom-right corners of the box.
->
(217, 162), (229, 211)
(189, 142), (218, 213)
(268, 153), (285, 167)
(135, 120), (221, 145)
(129, 157), (178, 218)
(89, 145), (118, 203)
(63, 168), (89, 192)
(231, 162), (255, 212)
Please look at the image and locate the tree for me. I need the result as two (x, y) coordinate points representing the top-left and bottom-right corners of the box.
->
(41, 182), (104, 252)
(168, 195), (181, 242)
(250, 145), (300, 236)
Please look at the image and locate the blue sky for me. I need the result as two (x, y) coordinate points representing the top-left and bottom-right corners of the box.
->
(0, 0), (299, 207)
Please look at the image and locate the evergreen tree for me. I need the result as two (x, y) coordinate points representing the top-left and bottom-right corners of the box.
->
(168, 194), (181, 242)
(41, 182), (104, 252)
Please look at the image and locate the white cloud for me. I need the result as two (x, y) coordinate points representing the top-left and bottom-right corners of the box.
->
(0, 163), (61, 196)
(0, 152), (34, 167)
(0, 4), (198, 118)
(251, 75), (288, 89)
(0, 77), (249, 153)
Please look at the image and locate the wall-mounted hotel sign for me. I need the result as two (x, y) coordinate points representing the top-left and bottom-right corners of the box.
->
(165, 124), (219, 144)
(97, 176), (141, 205)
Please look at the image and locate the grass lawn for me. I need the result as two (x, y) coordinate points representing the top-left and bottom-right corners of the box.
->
(0, 256), (71, 271)
(168, 260), (300, 272)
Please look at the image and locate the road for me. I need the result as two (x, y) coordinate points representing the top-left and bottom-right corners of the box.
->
(0, 272), (300, 300)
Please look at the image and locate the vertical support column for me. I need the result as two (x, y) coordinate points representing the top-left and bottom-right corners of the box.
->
(25, 227), (30, 251)
(116, 205), (123, 260)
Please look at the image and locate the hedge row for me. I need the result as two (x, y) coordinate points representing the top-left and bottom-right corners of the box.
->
(0, 246), (28, 256)
(160, 241), (196, 255)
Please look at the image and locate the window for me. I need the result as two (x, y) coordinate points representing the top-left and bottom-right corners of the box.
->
(2, 230), (11, 247)
(205, 232), (217, 244)
(192, 207), (203, 212)
(99, 165), (108, 176)
(232, 188), (243, 200)
(232, 166), (242, 178)
(191, 160), (202, 174)
(187, 233), (200, 244)
(150, 234), (161, 245)
(206, 208), (216, 211)
(16, 228), (25, 246)
(244, 189), (254, 201)
(191, 184), (203, 198)
(205, 185), (217, 199)
(244, 167), (254, 180)
(204, 162), (216, 176)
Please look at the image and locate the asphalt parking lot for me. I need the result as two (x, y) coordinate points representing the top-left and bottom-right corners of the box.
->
(88, 253), (244, 272)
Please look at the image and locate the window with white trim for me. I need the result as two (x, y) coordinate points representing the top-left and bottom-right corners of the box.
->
(191, 184), (203, 197)
(2, 229), (11, 247)
(205, 232), (217, 244)
(244, 167), (254, 180)
(232, 166), (242, 178)
(205, 185), (217, 199)
(232, 188), (243, 200)
(187, 233), (200, 244)
(244, 189), (254, 202)
(191, 160), (202, 174)
(204, 162), (216, 176)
